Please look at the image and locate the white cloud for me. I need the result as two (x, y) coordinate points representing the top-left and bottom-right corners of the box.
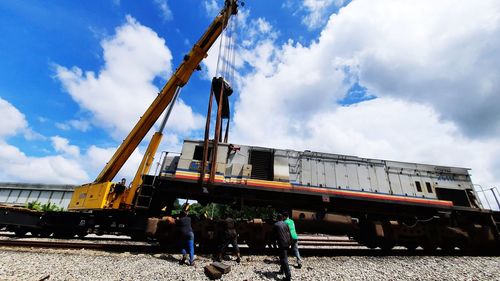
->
(0, 98), (44, 141)
(0, 144), (89, 185)
(153, 0), (173, 21)
(51, 136), (80, 157)
(0, 98), (88, 184)
(56, 15), (190, 139)
(204, 0), (220, 16)
(37, 116), (48, 123)
(301, 0), (345, 29)
(83, 144), (144, 183)
(282, 0), (346, 30)
(164, 98), (204, 133)
(56, 119), (91, 132)
(0, 98), (27, 138)
(229, 0), (500, 209)
(321, 0), (500, 137)
(55, 123), (70, 131)
(0, 97), (147, 184)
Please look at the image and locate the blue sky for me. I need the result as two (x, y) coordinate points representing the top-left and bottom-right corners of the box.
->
(0, 0), (499, 209)
(0, 0), (345, 156)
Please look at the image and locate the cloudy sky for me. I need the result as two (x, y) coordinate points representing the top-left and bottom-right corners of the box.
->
(0, 0), (499, 208)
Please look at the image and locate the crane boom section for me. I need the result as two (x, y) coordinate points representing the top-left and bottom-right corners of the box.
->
(94, 2), (238, 183)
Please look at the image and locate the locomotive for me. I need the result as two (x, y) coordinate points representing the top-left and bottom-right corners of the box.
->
(140, 139), (499, 252)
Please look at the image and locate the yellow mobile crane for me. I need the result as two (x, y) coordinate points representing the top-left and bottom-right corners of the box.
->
(68, 0), (239, 210)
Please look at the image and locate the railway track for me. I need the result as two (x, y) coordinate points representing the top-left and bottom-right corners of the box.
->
(0, 231), (357, 244)
(0, 234), (368, 256)
(0, 237), (358, 252)
(0, 232), (133, 242)
(0, 239), (161, 253)
(0, 235), (495, 257)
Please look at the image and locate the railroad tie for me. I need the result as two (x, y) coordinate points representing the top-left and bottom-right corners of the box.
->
(212, 261), (231, 274)
(204, 264), (223, 280)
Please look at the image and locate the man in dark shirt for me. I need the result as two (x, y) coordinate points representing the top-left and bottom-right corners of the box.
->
(112, 178), (127, 201)
(274, 213), (292, 281)
(217, 214), (241, 263)
(176, 211), (195, 265)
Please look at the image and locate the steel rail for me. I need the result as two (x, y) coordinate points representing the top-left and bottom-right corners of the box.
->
(1, 238), (496, 257)
(0, 239), (161, 253)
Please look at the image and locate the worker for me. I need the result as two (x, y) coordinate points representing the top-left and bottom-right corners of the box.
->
(283, 211), (302, 268)
(216, 213), (241, 263)
(176, 210), (195, 266)
(273, 213), (292, 281)
(112, 178), (127, 200)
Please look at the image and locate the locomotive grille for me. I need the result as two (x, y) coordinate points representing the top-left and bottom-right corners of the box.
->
(249, 150), (274, 181)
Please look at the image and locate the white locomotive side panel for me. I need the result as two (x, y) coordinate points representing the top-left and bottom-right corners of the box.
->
(386, 172), (401, 195)
(172, 140), (479, 208)
(299, 158), (312, 186)
(310, 159), (319, 187)
(324, 162), (337, 188)
(335, 163), (348, 189)
(400, 174), (416, 196)
(357, 165), (371, 192)
(374, 166), (391, 194)
(346, 163), (361, 191)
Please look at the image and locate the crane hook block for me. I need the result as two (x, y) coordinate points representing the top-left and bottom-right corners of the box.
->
(212, 77), (233, 119)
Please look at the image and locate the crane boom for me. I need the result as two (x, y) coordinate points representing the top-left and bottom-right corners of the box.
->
(94, 1), (238, 183)
(68, 1), (239, 210)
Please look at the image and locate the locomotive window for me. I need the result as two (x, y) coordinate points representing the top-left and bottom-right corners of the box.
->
(436, 188), (470, 207)
(193, 146), (212, 161)
(425, 182), (433, 193)
(415, 181), (422, 192)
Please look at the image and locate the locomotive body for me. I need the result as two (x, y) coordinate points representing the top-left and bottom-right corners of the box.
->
(161, 140), (480, 210)
(146, 139), (498, 251)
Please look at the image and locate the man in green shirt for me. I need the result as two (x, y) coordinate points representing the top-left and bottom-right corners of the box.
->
(283, 211), (302, 268)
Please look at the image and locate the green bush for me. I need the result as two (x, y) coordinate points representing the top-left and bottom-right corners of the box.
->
(25, 201), (64, 212)
(176, 201), (277, 220)
(26, 201), (42, 211)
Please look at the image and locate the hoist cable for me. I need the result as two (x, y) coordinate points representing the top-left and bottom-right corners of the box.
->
(215, 6), (230, 78)
(230, 18), (237, 84)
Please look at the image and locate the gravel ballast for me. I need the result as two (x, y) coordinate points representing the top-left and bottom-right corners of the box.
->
(0, 247), (498, 280)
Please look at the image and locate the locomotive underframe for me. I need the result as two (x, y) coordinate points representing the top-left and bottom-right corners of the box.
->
(0, 174), (499, 253)
(143, 175), (500, 252)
